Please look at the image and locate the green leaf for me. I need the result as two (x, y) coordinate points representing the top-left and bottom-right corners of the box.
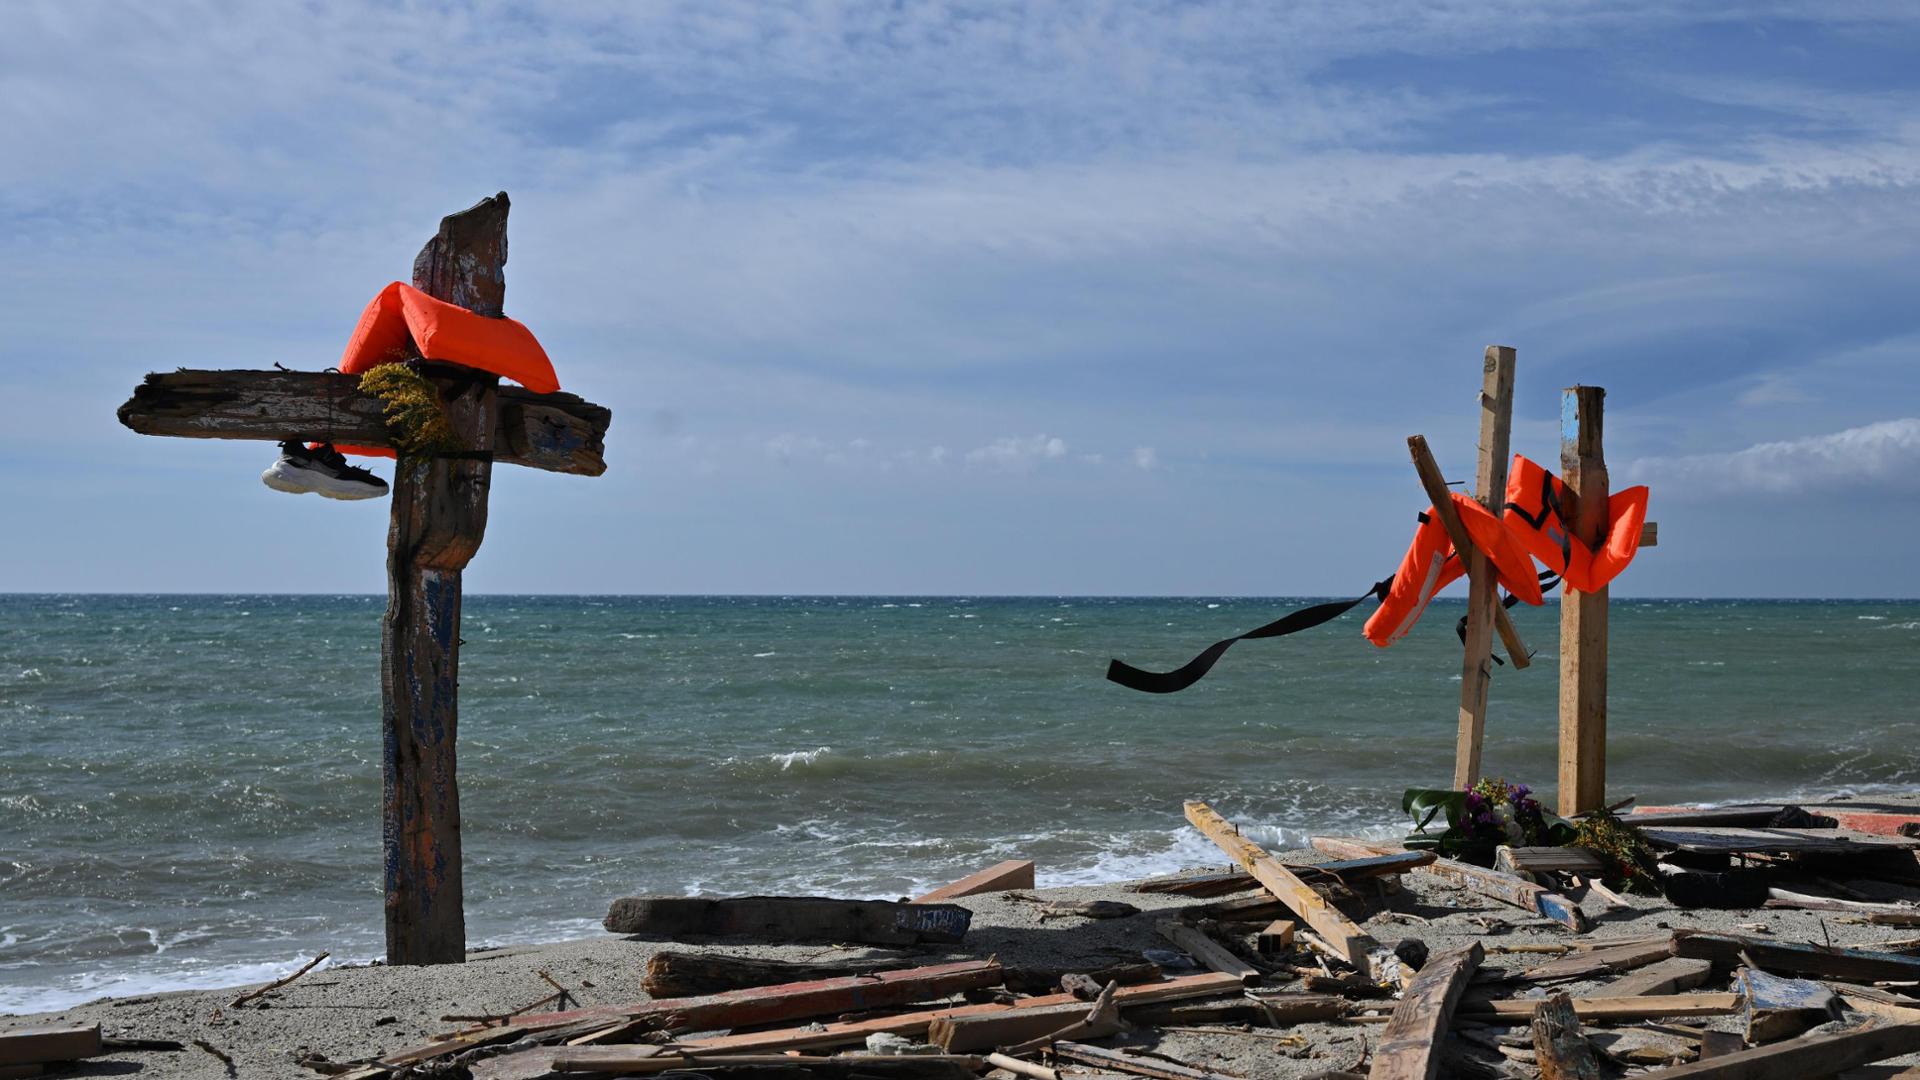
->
(1402, 787), (1467, 834)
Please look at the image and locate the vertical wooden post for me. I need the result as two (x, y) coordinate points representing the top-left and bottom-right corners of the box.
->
(1453, 346), (1517, 790)
(382, 193), (509, 965)
(1557, 385), (1608, 817)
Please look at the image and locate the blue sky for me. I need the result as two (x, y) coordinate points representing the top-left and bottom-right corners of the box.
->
(3, 2), (1917, 596)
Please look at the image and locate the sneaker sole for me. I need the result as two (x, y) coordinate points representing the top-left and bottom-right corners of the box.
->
(261, 462), (388, 501)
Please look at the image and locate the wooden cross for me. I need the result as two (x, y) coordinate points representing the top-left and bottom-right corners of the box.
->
(115, 193), (612, 965)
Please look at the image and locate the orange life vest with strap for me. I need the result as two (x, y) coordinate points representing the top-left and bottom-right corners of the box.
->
(334, 282), (561, 458)
(1362, 492), (1544, 647)
(1503, 454), (1648, 593)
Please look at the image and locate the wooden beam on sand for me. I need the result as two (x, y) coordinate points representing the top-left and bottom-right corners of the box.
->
(1453, 344), (1520, 788)
(1157, 920), (1261, 985)
(1371, 941), (1482, 1080)
(926, 973), (1247, 1052)
(913, 859), (1035, 904)
(603, 895), (971, 946)
(641, 951), (914, 997)
(1050, 1041), (1246, 1080)
(1185, 802), (1393, 980)
(1311, 837), (1590, 933)
(544, 1051), (986, 1076)
(1457, 993), (1742, 1022)
(1671, 930), (1920, 983)
(1593, 957), (1713, 998)
(1628, 1021), (1920, 1079)
(0, 1025), (100, 1067)
(1521, 938), (1674, 981)
(1407, 435), (1531, 673)
(1558, 385), (1608, 816)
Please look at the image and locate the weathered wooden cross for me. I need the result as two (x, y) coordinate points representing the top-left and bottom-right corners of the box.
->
(116, 193), (613, 965)
(1408, 348), (1656, 816)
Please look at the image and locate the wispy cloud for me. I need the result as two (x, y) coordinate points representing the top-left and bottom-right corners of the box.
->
(1627, 418), (1920, 496)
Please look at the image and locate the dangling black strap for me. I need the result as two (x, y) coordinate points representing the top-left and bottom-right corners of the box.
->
(1106, 577), (1395, 694)
(1452, 570), (1562, 665)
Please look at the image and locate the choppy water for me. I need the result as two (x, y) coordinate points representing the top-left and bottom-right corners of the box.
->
(3, 593), (1917, 1012)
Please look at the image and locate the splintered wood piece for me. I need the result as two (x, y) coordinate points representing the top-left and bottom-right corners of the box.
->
(641, 951), (916, 997)
(1531, 991), (1602, 1080)
(604, 895), (971, 946)
(1185, 802), (1392, 980)
(1049, 1040), (1245, 1080)
(1627, 1021), (1920, 1078)
(1496, 846), (1608, 879)
(1453, 345), (1522, 789)
(116, 370), (610, 476)
(1310, 837), (1591, 933)
(1001, 981), (1121, 1056)
(1642, 827), (1919, 856)
(1370, 941), (1483, 1080)
(913, 859), (1035, 903)
(1258, 919), (1298, 957)
(0, 1025), (101, 1067)
(1738, 966), (1840, 1044)
(1594, 957), (1713, 998)
(923, 973), (1243, 1052)
(1558, 384), (1608, 817)
(1135, 851), (1435, 898)
(1670, 930), (1920, 982)
(1157, 920), (1261, 984)
(1457, 994), (1742, 1022)
(1523, 938), (1674, 981)
(543, 1050), (986, 1076)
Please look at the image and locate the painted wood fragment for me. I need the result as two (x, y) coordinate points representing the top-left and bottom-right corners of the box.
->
(1370, 941), (1483, 1080)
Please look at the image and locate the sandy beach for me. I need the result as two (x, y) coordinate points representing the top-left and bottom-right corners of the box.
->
(14, 830), (1920, 1080)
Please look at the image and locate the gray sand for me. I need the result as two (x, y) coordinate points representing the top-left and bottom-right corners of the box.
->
(14, 839), (1920, 1079)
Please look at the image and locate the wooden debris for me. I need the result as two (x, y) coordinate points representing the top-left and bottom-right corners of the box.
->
(1185, 802), (1394, 980)
(1001, 981), (1123, 1056)
(1459, 993), (1744, 1022)
(1370, 941), (1483, 1080)
(924, 972), (1243, 1052)
(1134, 870), (1263, 897)
(1049, 1040), (1248, 1080)
(1697, 1029), (1744, 1060)
(1032, 898), (1138, 921)
(1157, 921), (1260, 985)
(544, 1049), (987, 1076)
(1183, 894), (1296, 925)
(1671, 929), (1920, 982)
(1738, 966), (1840, 1044)
(1522, 937), (1673, 981)
(641, 951), (913, 997)
(0, 1025), (101, 1067)
(1312, 836), (1591, 932)
(1594, 957), (1714, 998)
(603, 895), (971, 945)
(986, 1052), (1060, 1080)
(1629, 1020), (1920, 1078)
(1496, 846), (1607, 880)
(1002, 961), (1161, 995)
(1640, 826), (1920, 856)
(1137, 852), (1435, 898)
(1765, 887), (1920, 919)
(1530, 991), (1602, 1080)
(229, 951), (329, 1008)
(1258, 918), (1298, 957)
(912, 860), (1035, 904)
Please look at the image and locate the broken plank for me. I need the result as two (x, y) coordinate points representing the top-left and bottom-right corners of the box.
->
(1311, 836), (1590, 932)
(1457, 993), (1743, 1022)
(1531, 991), (1602, 1080)
(913, 860), (1035, 904)
(1050, 1041), (1246, 1080)
(1133, 870), (1262, 897)
(1739, 966), (1840, 1044)
(926, 972), (1244, 1051)
(1185, 802), (1392, 980)
(1765, 887), (1920, 919)
(641, 951), (914, 997)
(1628, 1021), (1920, 1078)
(1671, 930), (1920, 983)
(1497, 846), (1608, 879)
(1594, 957), (1713, 998)
(545, 1049), (986, 1076)
(1639, 826), (1918, 856)
(1522, 938), (1674, 981)
(603, 895), (970, 945)
(0, 1025), (100, 1067)
(1157, 920), (1260, 985)
(1136, 851), (1435, 898)
(1371, 941), (1483, 1080)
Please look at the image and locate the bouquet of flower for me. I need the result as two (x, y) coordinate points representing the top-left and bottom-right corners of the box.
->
(1402, 778), (1577, 866)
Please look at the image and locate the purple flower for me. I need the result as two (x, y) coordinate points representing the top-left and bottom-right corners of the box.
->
(1513, 784), (1530, 798)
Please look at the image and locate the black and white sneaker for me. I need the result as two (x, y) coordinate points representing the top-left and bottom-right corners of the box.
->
(261, 441), (389, 500)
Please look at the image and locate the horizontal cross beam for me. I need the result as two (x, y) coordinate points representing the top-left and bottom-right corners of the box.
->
(117, 369), (610, 476)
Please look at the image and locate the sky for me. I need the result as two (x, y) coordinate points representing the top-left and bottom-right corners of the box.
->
(3, 2), (1918, 596)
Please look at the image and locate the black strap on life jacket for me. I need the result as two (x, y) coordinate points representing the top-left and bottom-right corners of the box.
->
(1452, 570), (1561, 665)
(1106, 576), (1395, 694)
(1505, 471), (1574, 571)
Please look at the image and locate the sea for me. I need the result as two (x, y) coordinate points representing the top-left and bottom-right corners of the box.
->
(3, 593), (1917, 1013)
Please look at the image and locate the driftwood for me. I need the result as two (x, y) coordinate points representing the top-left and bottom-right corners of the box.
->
(1640, 826), (1919, 857)
(924, 973), (1243, 1052)
(0, 1024), (101, 1067)
(604, 895), (971, 946)
(1458, 993), (1743, 1022)
(1001, 981), (1122, 1056)
(1370, 941), (1482, 1080)
(543, 1049), (986, 1076)
(641, 951), (915, 997)
(1594, 957), (1713, 998)
(913, 860), (1034, 903)
(1129, 993), (1345, 1027)
(230, 952), (329, 1008)
(1671, 929), (1920, 982)
(1311, 837), (1590, 932)
(1048, 1040), (1246, 1080)
(1531, 991), (1602, 1080)
(1630, 1021), (1920, 1078)
(1522, 938), (1673, 981)
(1186, 802), (1393, 980)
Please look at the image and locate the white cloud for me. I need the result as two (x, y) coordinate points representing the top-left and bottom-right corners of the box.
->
(965, 434), (1069, 469)
(1133, 446), (1159, 469)
(1627, 418), (1920, 496)
(1736, 375), (1814, 407)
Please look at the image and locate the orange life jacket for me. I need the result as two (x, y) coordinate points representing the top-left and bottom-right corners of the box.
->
(1362, 492), (1544, 647)
(334, 281), (560, 457)
(1503, 454), (1649, 593)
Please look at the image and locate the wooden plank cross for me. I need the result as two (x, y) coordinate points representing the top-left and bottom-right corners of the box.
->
(115, 193), (613, 964)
